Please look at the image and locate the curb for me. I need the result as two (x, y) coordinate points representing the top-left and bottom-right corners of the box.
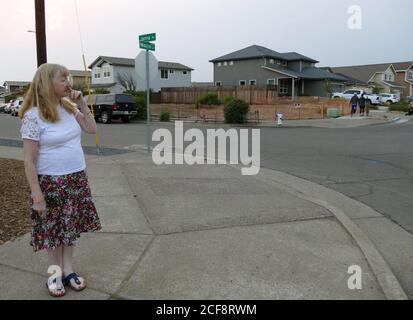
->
(250, 167), (408, 300)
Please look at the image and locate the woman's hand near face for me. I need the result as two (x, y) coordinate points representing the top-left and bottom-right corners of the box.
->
(68, 89), (85, 108)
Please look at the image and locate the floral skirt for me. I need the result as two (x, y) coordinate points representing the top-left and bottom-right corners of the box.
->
(30, 170), (102, 252)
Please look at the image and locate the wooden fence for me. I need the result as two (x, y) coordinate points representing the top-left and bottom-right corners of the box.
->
(150, 99), (350, 122)
(160, 85), (279, 105)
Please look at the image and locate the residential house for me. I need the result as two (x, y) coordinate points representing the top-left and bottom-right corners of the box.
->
(393, 62), (413, 98)
(326, 62), (412, 98)
(209, 45), (348, 98)
(3, 81), (30, 94)
(69, 70), (91, 92)
(88, 55), (193, 93)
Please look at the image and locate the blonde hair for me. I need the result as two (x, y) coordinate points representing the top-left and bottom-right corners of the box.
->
(19, 63), (76, 122)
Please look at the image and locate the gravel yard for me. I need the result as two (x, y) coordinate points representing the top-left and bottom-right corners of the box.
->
(0, 158), (31, 245)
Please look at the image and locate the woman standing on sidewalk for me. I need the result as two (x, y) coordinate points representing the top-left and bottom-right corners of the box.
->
(19, 63), (102, 297)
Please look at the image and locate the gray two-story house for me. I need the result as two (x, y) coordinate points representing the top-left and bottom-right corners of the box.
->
(89, 56), (193, 93)
(210, 45), (347, 98)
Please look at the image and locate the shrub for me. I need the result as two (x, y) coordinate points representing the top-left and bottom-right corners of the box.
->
(223, 96), (236, 106)
(224, 99), (250, 124)
(125, 91), (147, 120)
(93, 88), (110, 94)
(5, 94), (16, 103)
(159, 111), (171, 122)
(389, 104), (409, 112)
(197, 92), (221, 106)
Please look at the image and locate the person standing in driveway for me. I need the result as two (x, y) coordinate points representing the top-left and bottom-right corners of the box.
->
(359, 93), (367, 116)
(349, 93), (359, 117)
(19, 63), (102, 297)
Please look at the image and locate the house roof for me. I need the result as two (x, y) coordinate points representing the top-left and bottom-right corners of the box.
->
(210, 45), (319, 63)
(382, 81), (405, 88)
(300, 67), (348, 81)
(325, 61), (413, 83)
(262, 65), (347, 81)
(334, 73), (368, 85)
(158, 62), (193, 71)
(89, 56), (135, 68)
(89, 56), (193, 71)
(392, 62), (413, 71)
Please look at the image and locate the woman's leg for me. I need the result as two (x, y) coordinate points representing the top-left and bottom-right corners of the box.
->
(62, 245), (85, 290)
(47, 245), (63, 269)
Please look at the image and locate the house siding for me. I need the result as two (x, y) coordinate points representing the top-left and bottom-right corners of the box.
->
(213, 58), (267, 86)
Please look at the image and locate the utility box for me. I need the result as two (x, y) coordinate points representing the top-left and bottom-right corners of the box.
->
(327, 108), (340, 118)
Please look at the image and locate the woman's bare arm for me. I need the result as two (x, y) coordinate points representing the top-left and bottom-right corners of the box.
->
(23, 139), (46, 215)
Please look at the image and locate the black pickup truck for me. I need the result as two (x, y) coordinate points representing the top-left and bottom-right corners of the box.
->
(84, 94), (137, 124)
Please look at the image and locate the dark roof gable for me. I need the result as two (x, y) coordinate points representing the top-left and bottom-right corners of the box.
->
(210, 45), (318, 63)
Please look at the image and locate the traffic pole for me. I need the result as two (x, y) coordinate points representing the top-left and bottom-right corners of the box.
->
(146, 49), (151, 154)
(34, 0), (47, 66)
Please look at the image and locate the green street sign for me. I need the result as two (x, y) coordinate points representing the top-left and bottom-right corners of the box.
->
(140, 41), (155, 51)
(139, 33), (156, 42)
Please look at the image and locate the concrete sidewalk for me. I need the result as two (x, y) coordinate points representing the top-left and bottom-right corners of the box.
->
(254, 111), (409, 129)
(0, 146), (410, 300)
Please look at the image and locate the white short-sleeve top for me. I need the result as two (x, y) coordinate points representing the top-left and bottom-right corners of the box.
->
(20, 105), (86, 176)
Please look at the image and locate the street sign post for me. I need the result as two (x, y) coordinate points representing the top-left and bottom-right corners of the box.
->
(139, 41), (155, 51)
(139, 33), (156, 153)
(139, 33), (156, 42)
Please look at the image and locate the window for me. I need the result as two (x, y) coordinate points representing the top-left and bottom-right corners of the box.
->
(183, 71), (188, 75)
(267, 79), (276, 85)
(279, 79), (288, 94)
(217, 62), (222, 67)
(269, 59), (275, 64)
(103, 66), (111, 78)
(408, 71), (413, 80)
(249, 80), (256, 85)
(239, 80), (246, 86)
(169, 70), (174, 74)
(276, 60), (281, 65)
(161, 69), (169, 79)
(94, 68), (101, 79)
(215, 81), (222, 86)
(223, 61), (228, 66)
(229, 61), (234, 66)
(281, 61), (287, 66)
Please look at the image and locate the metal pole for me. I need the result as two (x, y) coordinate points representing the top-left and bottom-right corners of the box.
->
(146, 49), (151, 153)
(34, 0), (47, 66)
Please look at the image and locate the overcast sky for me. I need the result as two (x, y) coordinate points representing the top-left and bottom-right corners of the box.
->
(0, 0), (412, 85)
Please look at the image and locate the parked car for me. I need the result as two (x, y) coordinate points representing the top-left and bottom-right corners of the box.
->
(333, 89), (381, 105)
(4, 101), (14, 114)
(0, 103), (7, 113)
(379, 93), (400, 105)
(11, 100), (24, 116)
(84, 94), (138, 124)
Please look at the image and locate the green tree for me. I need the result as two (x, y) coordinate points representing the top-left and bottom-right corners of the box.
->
(224, 99), (250, 124)
(93, 88), (110, 94)
(324, 80), (333, 98)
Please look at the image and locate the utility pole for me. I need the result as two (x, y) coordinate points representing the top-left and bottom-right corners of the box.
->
(34, 0), (47, 66)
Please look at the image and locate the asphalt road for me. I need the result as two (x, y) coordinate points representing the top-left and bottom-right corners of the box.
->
(1, 113), (412, 235)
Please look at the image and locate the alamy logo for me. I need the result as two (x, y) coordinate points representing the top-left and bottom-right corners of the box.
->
(152, 121), (261, 175)
(347, 265), (362, 290)
(347, 5), (362, 30)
